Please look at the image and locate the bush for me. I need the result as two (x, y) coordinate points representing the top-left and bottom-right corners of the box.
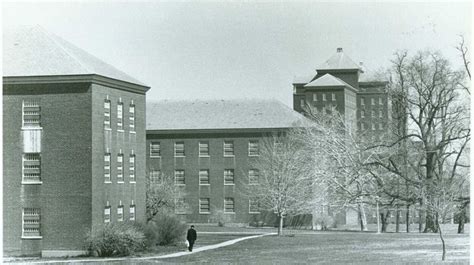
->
(313, 214), (335, 230)
(133, 221), (158, 248)
(211, 210), (232, 227)
(85, 222), (146, 257)
(153, 214), (187, 245)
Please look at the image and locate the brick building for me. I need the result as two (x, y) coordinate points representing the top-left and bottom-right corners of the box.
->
(3, 26), (150, 257)
(146, 99), (306, 224)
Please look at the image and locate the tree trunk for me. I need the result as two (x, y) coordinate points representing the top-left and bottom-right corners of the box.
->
(278, 214), (284, 236)
(438, 220), (446, 261)
(357, 202), (368, 231)
(418, 209), (423, 233)
(457, 204), (467, 234)
(406, 204), (410, 233)
(381, 211), (390, 233)
(395, 206), (400, 233)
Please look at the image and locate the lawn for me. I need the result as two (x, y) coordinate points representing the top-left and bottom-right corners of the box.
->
(158, 230), (469, 264)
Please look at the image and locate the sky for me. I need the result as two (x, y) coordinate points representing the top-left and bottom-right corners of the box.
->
(2, 1), (472, 107)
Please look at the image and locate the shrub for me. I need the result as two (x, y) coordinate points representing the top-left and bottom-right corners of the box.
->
(133, 221), (158, 248)
(211, 210), (232, 227)
(153, 214), (187, 245)
(313, 214), (335, 230)
(85, 222), (146, 257)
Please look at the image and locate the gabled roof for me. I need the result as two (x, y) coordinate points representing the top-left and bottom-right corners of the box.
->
(293, 74), (315, 85)
(316, 48), (362, 72)
(147, 99), (308, 131)
(3, 25), (147, 87)
(304, 73), (356, 91)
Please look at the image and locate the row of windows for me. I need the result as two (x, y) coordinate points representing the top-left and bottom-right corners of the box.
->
(300, 97), (385, 109)
(360, 110), (385, 118)
(104, 150), (136, 183)
(104, 201), (136, 223)
(150, 140), (259, 158)
(358, 122), (385, 131)
(360, 97), (384, 106)
(104, 97), (135, 132)
(190, 198), (259, 214)
(311, 93), (337, 102)
(150, 169), (260, 185)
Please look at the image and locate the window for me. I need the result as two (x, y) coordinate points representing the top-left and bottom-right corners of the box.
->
(22, 100), (41, 128)
(249, 199), (259, 213)
(274, 141), (283, 154)
(223, 141), (234, 156)
(175, 198), (187, 214)
(322, 93), (327, 101)
(175, 142), (185, 157)
(150, 170), (162, 184)
(104, 153), (111, 182)
(360, 110), (365, 118)
(150, 142), (161, 157)
(22, 208), (41, 237)
(129, 154), (135, 182)
(360, 98), (365, 106)
(371, 123), (376, 131)
(175, 170), (185, 185)
(371, 110), (375, 118)
(361, 123), (366, 130)
(224, 198), (235, 213)
(224, 169), (234, 185)
(249, 169), (259, 185)
(129, 103), (135, 132)
(129, 205), (136, 221)
(199, 141), (209, 157)
(313, 94), (317, 101)
(199, 170), (210, 185)
(117, 153), (123, 182)
(379, 110), (383, 118)
(248, 140), (259, 156)
(104, 99), (111, 129)
(379, 98), (383, 105)
(371, 98), (375, 105)
(300, 99), (305, 108)
(199, 198), (210, 214)
(22, 153), (41, 183)
(372, 212), (377, 218)
(104, 206), (111, 223)
(117, 101), (123, 131)
(117, 205), (124, 222)
(379, 123), (383, 130)
(331, 93), (336, 101)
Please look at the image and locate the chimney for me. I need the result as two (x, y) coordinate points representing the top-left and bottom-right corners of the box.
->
(359, 62), (363, 66)
(337, 47), (343, 53)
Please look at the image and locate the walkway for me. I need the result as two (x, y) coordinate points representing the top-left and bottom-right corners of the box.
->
(6, 232), (276, 264)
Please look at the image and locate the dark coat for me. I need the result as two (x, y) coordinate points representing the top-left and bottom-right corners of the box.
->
(187, 228), (197, 242)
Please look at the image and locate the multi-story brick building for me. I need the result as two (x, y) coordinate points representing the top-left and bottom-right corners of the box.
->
(146, 99), (306, 224)
(3, 26), (150, 257)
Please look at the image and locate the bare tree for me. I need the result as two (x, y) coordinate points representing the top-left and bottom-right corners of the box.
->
(456, 35), (471, 82)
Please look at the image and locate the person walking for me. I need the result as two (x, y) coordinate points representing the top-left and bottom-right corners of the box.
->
(186, 225), (197, 252)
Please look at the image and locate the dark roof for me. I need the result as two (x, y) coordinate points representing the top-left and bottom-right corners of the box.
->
(3, 25), (147, 86)
(316, 48), (362, 72)
(146, 99), (308, 131)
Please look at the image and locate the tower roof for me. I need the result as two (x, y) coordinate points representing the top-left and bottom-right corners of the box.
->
(316, 48), (362, 72)
(3, 25), (147, 87)
(304, 73), (356, 91)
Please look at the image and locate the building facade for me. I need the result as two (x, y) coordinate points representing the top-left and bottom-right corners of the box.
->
(3, 26), (149, 257)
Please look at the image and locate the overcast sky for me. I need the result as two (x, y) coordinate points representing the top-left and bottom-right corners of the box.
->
(3, 1), (472, 107)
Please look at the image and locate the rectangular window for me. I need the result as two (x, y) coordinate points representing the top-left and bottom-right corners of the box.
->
(117, 153), (123, 182)
(129, 104), (135, 132)
(331, 93), (336, 101)
(379, 98), (383, 105)
(313, 94), (317, 101)
(104, 99), (111, 129)
(22, 153), (41, 183)
(175, 142), (185, 157)
(224, 169), (234, 185)
(22, 208), (41, 237)
(129, 154), (135, 182)
(249, 169), (259, 185)
(175, 170), (185, 185)
(371, 110), (375, 118)
(224, 141), (234, 156)
(150, 142), (161, 157)
(249, 199), (259, 213)
(360, 110), (365, 118)
(379, 123), (383, 130)
(361, 123), (365, 130)
(199, 198), (210, 214)
(379, 110), (383, 118)
(199, 141), (209, 157)
(129, 205), (136, 221)
(175, 198), (187, 214)
(224, 198), (235, 213)
(248, 140), (259, 156)
(322, 93), (327, 101)
(371, 98), (375, 105)
(104, 206), (111, 223)
(360, 98), (365, 106)
(199, 170), (210, 185)
(371, 123), (376, 131)
(300, 99), (305, 108)
(22, 100), (41, 128)
(104, 153), (111, 182)
(117, 205), (124, 222)
(117, 102), (123, 130)
(150, 170), (162, 184)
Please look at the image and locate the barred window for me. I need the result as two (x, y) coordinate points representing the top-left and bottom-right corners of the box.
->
(248, 169), (259, 185)
(223, 141), (234, 156)
(371, 110), (375, 118)
(379, 110), (383, 118)
(22, 208), (41, 237)
(175, 142), (185, 157)
(129, 205), (136, 221)
(117, 205), (124, 222)
(224, 169), (234, 185)
(360, 110), (365, 118)
(224, 198), (235, 213)
(313, 93), (317, 101)
(322, 93), (327, 101)
(104, 206), (111, 223)
(117, 153), (123, 181)
(249, 199), (259, 213)
(199, 198), (210, 214)
(104, 153), (111, 182)
(199, 170), (210, 185)
(175, 170), (185, 185)
(22, 100), (41, 128)
(23, 153), (41, 183)
(150, 142), (161, 157)
(199, 141), (209, 157)
(175, 198), (187, 214)
(331, 93), (336, 101)
(129, 104), (135, 132)
(117, 101), (123, 130)
(129, 154), (135, 182)
(360, 98), (365, 106)
(248, 140), (259, 156)
(104, 99), (111, 129)
(150, 170), (162, 184)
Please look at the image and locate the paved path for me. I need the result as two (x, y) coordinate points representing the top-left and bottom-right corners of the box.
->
(6, 232), (276, 264)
